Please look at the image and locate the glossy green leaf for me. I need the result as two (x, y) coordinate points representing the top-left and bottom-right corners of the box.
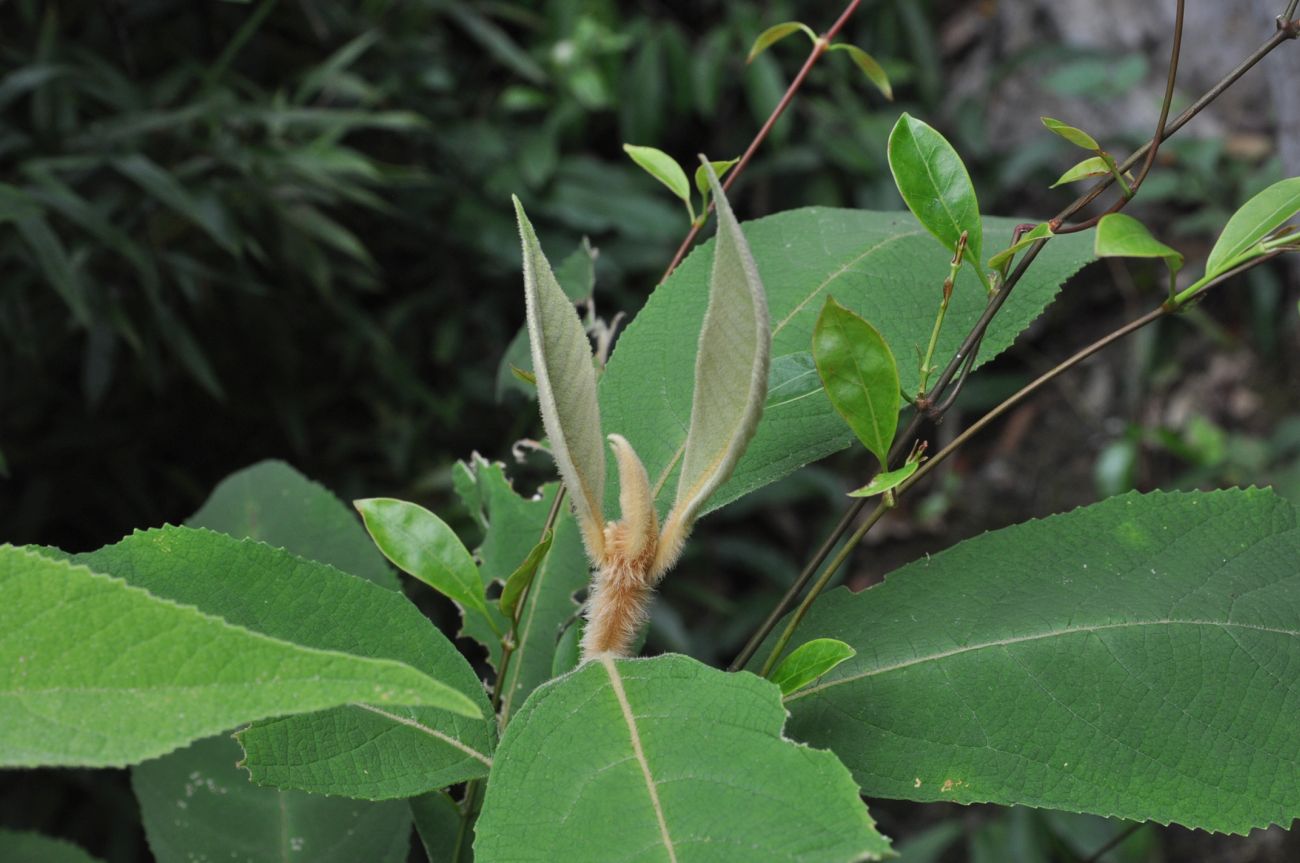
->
(776, 489), (1300, 833)
(515, 197), (607, 555)
(746, 21), (816, 63)
(812, 297), (900, 465)
(67, 526), (491, 795)
(598, 208), (1094, 520)
(1041, 116), (1100, 150)
(1205, 176), (1300, 277)
(0, 830), (102, 863)
(771, 637), (856, 696)
(1, 543), (475, 767)
(888, 113), (985, 279)
(622, 143), (690, 204)
(499, 529), (554, 621)
(190, 459), (396, 589)
(693, 157), (739, 198)
(668, 161), (771, 531)
(354, 497), (492, 624)
(134, 736), (411, 863)
(848, 460), (920, 497)
(1050, 156), (1112, 188)
(988, 222), (1053, 271)
(476, 654), (891, 862)
(1095, 213), (1183, 274)
(830, 43), (892, 99)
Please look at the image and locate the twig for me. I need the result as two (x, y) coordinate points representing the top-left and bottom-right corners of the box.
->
(658, 0), (865, 284)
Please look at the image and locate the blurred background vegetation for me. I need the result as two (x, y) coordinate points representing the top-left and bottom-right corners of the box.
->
(1, 0), (1298, 860)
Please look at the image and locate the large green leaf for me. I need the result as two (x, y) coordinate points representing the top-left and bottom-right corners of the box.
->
(68, 526), (492, 797)
(133, 736), (411, 863)
(773, 489), (1300, 833)
(1, 544), (475, 767)
(188, 459), (396, 589)
(888, 114), (984, 271)
(476, 654), (891, 862)
(0, 830), (102, 863)
(598, 207), (1094, 519)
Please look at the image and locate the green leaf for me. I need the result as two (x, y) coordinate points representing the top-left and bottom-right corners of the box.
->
(622, 143), (691, 205)
(598, 208), (1095, 519)
(476, 654), (891, 861)
(693, 157), (739, 198)
(771, 637), (857, 696)
(499, 529), (554, 622)
(1050, 156), (1112, 188)
(133, 736), (411, 863)
(111, 154), (240, 255)
(829, 43), (893, 99)
(666, 161), (771, 535)
(355, 497), (492, 625)
(746, 21), (817, 63)
(1205, 176), (1300, 277)
(411, 791), (463, 863)
(848, 460), (920, 497)
(189, 459), (396, 589)
(2, 543), (476, 767)
(0, 830), (102, 863)
(515, 197), (607, 555)
(775, 489), (1300, 833)
(1095, 213), (1183, 274)
(988, 222), (1053, 271)
(812, 297), (900, 465)
(1041, 116), (1100, 150)
(888, 113), (985, 281)
(13, 213), (92, 328)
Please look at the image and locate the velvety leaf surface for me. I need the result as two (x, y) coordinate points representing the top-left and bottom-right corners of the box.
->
(598, 207), (1094, 519)
(133, 736), (411, 863)
(0, 830), (103, 863)
(1, 545), (471, 767)
(476, 654), (891, 862)
(73, 526), (492, 796)
(187, 458), (396, 589)
(774, 489), (1300, 833)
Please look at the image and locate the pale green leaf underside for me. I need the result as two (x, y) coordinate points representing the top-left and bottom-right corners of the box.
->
(476, 654), (891, 862)
(71, 524), (494, 798)
(775, 488), (1300, 834)
(133, 736), (411, 863)
(0, 829), (103, 863)
(598, 207), (1094, 520)
(1, 544), (475, 768)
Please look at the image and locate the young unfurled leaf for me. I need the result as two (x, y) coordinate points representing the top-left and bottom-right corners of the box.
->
(514, 197), (607, 557)
(656, 160), (771, 573)
(746, 21), (817, 63)
(988, 222), (1053, 271)
(1205, 176), (1300, 278)
(499, 529), (554, 622)
(887, 113), (986, 287)
(693, 158), (738, 199)
(475, 655), (891, 862)
(829, 43), (893, 100)
(1095, 213), (1183, 275)
(771, 638), (857, 696)
(355, 498), (493, 626)
(813, 297), (900, 467)
(848, 459), (920, 498)
(622, 144), (691, 208)
(1050, 156), (1112, 188)
(1041, 116), (1100, 151)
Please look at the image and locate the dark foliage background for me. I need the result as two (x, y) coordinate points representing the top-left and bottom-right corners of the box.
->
(2, 0), (1298, 860)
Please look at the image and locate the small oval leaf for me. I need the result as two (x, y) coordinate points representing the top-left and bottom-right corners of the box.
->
(355, 498), (492, 623)
(693, 158), (739, 198)
(746, 21), (816, 63)
(514, 197), (607, 557)
(831, 43), (892, 100)
(812, 297), (900, 466)
(1095, 213), (1183, 274)
(622, 144), (690, 204)
(988, 222), (1053, 271)
(848, 460), (920, 498)
(771, 637), (857, 696)
(1205, 176), (1300, 277)
(887, 113), (984, 275)
(1041, 116), (1100, 151)
(1049, 156), (1112, 188)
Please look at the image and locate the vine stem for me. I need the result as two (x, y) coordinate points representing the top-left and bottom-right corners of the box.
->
(729, 5), (1298, 672)
(657, 0), (865, 284)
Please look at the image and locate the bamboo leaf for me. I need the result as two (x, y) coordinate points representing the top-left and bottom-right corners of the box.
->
(812, 297), (900, 466)
(1205, 176), (1300, 277)
(514, 197), (607, 557)
(771, 638), (856, 696)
